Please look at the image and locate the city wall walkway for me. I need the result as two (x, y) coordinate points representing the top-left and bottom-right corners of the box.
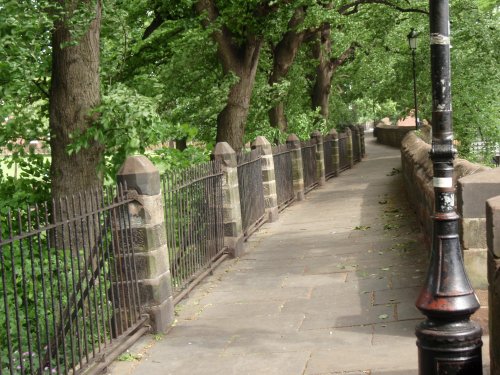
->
(109, 134), (489, 375)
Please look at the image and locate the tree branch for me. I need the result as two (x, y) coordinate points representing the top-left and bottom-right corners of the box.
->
(253, 0), (294, 17)
(32, 79), (49, 98)
(330, 43), (358, 73)
(338, 0), (428, 15)
(142, 12), (165, 40)
(196, 0), (242, 72)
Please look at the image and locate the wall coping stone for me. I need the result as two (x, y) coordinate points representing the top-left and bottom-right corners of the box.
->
(117, 155), (160, 196)
(214, 142), (237, 168)
(458, 168), (498, 218)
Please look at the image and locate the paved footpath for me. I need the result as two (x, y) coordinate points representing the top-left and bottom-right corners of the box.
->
(109, 134), (489, 375)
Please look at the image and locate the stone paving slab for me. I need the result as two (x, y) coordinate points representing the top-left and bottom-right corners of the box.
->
(107, 135), (489, 375)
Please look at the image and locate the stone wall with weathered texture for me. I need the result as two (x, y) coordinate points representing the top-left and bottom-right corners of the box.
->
(487, 196), (500, 374)
(400, 131), (491, 288)
(376, 124), (416, 148)
(458, 169), (500, 289)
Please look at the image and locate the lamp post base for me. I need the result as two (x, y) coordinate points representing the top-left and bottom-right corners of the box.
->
(416, 319), (483, 374)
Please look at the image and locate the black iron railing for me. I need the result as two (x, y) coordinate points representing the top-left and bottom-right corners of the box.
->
(0, 130), (368, 374)
(338, 132), (350, 171)
(323, 134), (335, 179)
(237, 149), (266, 239)
(0, 186), (145, 375)
(301, 140), (318, 193)
(161, 161), (225, 298)
(272, 144), (295, 211)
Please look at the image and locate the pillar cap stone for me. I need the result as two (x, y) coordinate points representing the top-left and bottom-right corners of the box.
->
(345, 127), (352, 135)
(329, 128), (338, 138)
(251, 136), (272, 156)
(310, 130), (322, 139)
(117, 155), (160, 196)
(286, 134), (301, 149)
(213, 142), (237, 168)
(487, 195), (500, 258)
(458, 168), (499, 218)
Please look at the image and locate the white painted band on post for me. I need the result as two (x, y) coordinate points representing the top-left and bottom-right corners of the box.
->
(430, 34), (450, 45)
(433, 177), (453, 188)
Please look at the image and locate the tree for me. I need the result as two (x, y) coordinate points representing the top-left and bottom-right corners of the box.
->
(268, 7), (307, 133)
(50, 0), (104, 201)
(448, 0), (500, 162)
(310, 23), (356, 125)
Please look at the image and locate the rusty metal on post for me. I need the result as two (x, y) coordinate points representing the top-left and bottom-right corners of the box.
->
(415, 0), (483, 373)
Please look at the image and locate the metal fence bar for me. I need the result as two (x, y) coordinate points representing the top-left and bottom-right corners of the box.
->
(272, 144), (295, 211)
(0, 186), (144, 374)
(338, 133), (350, 171)
(237, 149), (267, 238)
(301, 140), (318, 193)
(161, 161), (225, 297)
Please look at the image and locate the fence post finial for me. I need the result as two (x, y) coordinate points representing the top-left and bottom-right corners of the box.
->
(252, 136), (279, 222)
(117, 155), (175, 333)
(286, 134), (305, 201)
(213, 142), (244, 257)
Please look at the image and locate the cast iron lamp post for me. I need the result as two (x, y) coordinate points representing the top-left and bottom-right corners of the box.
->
(415, 0), (483, 373)
(407, 28), (419, 130)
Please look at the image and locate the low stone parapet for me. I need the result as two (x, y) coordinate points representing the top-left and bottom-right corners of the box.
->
(458, 169), (500, 288)
(401, 131), (491, 288)
(487, 196), (500, 373)
(376, 124), (416, 147)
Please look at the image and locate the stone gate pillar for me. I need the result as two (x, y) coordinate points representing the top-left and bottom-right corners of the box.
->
(286, 134), (305, 201)
(345, 127), (354, 168)
(311, 130), (326, 186)
(251, 136), (279, 222)
(360, 125), (366, 158)
(213, 142), (244, 257)
(329, 129), (340, 177)
(117, 155), (174, 333)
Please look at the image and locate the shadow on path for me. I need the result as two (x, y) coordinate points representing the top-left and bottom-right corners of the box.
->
(108, 134), (489, 375)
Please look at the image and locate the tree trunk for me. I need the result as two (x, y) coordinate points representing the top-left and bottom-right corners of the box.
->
(311, 24), (356, 124)
(268, 102), (288, 134)
(175, 137), (187, 151)
(216, 53), (261, 151)
(268, 8), (306, 133)
(196, 0), (263, 151)
(49, 0), (103, 203)
(311, 24), (333, 121)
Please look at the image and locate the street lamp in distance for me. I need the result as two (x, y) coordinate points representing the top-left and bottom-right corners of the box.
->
(407, 28), (419, 130)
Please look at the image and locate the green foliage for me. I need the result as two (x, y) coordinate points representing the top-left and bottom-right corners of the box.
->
(149, 146), (211, 174)
(333, 0), (499, 162)
(1, 0), (498, 213)
(449, 0), (500, 162)
(0, 1), (52, 102)
(67, 83), (169, 178)
(0, 237), (111, 373)
(117, 351), (142, 361)
(0, 153), (51, 213)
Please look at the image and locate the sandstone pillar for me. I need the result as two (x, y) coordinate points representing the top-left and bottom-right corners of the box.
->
(117, 156), (174, 333)
(251, 136), (279, 222)
(213, 142), (244, 257)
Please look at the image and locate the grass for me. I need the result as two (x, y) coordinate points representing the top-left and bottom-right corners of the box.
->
(0, 155), (51, 178)
(0, 157), (18, 177)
